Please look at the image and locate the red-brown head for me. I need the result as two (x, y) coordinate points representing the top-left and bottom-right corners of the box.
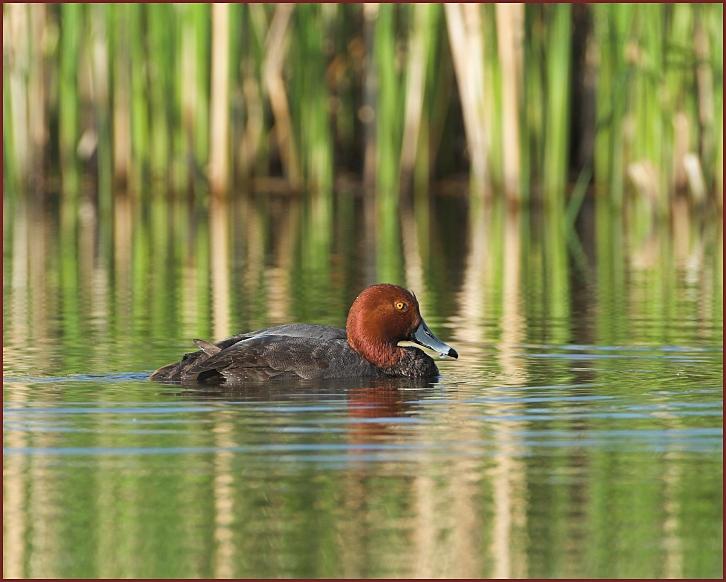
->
(345, 284), (457, 368)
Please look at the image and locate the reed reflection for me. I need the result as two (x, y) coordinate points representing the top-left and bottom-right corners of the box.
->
(2, 184), (723, 578)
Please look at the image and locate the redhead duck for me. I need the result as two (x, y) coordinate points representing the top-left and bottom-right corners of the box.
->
(150, 283), (457, 384)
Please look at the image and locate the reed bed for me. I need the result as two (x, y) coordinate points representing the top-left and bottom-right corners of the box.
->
(3, 3), (723, 220)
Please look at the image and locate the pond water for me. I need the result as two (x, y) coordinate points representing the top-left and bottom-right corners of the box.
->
(3, 191), (723, 578)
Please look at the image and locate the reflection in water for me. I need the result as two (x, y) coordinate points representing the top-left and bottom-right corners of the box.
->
(210, 198), (231, 339)
(347, 384), (408, 439)
(2, 192), (723, 578)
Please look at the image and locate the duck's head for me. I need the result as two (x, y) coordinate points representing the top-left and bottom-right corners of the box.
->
(345, 284), (458, 368)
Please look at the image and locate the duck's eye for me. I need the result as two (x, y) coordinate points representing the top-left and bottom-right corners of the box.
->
(394, 301), (408, 311)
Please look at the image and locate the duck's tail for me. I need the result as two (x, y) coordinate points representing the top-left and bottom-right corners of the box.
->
(149, 339), (220, 382)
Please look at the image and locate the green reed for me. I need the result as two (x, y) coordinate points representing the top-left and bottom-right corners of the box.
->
(2, 3), (723, 221)
(543, 4), (572, 206)
(58, 3), (81, 198)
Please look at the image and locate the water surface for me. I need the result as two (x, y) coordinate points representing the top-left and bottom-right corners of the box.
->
(3, 194), (723, 578)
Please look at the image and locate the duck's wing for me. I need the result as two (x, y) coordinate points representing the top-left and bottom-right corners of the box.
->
(246, 323), (347, 345)
(183, 334), (378, 385)
(221, 324), (346, 345)
(149, 325), (345, 382)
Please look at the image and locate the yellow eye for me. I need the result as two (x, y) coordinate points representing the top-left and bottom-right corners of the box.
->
(395, 301), (407, 311)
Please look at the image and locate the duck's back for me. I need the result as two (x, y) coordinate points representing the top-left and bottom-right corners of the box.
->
(150, 324), (381, 384)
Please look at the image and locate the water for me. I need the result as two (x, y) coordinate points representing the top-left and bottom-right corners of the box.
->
(3, 193), (723, 578)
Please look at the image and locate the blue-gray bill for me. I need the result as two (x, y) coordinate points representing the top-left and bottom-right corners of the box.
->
(411, 320), (458, 359)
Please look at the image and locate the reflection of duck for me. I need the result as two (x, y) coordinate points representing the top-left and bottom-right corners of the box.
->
(150, 284), (457, 385)
(348, 385), (406, 419)
(347, 379), (434, 440)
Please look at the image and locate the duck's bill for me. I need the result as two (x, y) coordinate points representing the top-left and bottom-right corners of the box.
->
(410, 320), (458, 359)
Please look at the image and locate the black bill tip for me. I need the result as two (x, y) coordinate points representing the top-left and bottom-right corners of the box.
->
(411, 319), (458, 361)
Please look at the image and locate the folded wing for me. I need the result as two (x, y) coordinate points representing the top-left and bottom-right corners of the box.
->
(149, 324), (347, 382)
(185, 334), (379, 384)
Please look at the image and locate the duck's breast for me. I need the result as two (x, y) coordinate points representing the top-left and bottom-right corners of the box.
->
(383, 347), (439, 378)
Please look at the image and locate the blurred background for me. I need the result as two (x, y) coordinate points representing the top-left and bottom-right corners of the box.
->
(3, 3), (723, 205)
(3, 3), (724, 578)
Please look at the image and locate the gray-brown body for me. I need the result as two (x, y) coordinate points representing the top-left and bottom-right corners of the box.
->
(150, 324), (438, 385)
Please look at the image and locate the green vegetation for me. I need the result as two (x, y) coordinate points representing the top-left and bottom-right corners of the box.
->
(3, 7), (723, 579)
(3, 3), (723, 218)
(3, 192), (723, 578)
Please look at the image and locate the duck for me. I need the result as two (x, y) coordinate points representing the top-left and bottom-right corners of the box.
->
(149, 283), (458, 384)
